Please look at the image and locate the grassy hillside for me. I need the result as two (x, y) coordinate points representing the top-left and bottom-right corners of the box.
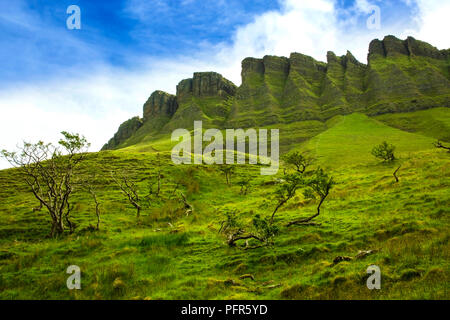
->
(119, 110), (446, 159)
(374, 107), (450, 142)
(303, 113), (436, 167)
(0, 111), (448, 300)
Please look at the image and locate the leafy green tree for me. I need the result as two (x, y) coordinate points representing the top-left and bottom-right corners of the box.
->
(1, 132), (90, 237)
(252, 214), (279, 245)
(219, 210), (277, 248)
(372, 141), (396, 162)
(218, 209), (240, 234)
(287, 167), (334, 226)
(283, 151), (311, 173)
(270, 173), (304, 224)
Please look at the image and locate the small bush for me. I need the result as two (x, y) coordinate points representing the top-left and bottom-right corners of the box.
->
(372, 141), (396, 161)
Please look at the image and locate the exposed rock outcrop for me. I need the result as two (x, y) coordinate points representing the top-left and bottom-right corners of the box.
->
(176, 72), (237, 100)
(101, 116), (143, 150)
(143, 90), (178, 121)
(369, 35), (446, 61)
(102, 36), (449, 150)
(241, 57), (265, 83)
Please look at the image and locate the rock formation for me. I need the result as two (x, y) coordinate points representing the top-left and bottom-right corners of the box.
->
(102, 36), (449, 150)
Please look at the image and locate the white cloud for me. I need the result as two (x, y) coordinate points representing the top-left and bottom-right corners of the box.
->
(0, 0), (448, 169)
(354, 0), (380, 14)
(0, 61), (199, 148)
(406, 0), (450, 49)
(217, 0), (339, 62)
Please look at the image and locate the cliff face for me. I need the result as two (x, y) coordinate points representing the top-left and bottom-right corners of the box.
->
(101, 117), (143, 150)
(102, 72), (237, 150)
(229, 35), (449, 127)
(363, 36), (449, 115)
(177, 72), (236, 99)
(143, 91), (178, 121)
(103, 36), (450, 150)
(164, 72), (237, 131)
(368, 36), (447, 60)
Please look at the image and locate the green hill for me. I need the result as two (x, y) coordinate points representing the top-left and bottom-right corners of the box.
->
(1, 36), (449, 300)
(374, 107), (450, 142)
(302, 113), (436, 167)
(1, 109), (449, 299)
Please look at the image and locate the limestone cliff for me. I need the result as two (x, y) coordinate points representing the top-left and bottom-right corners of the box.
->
(101, 117), (143, 150)
(143, 91), (178, 121)
(102, 36), (449, 150)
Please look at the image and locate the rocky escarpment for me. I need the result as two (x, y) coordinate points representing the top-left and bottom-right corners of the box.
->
(102, 72), (237, 150)
(363, 36), (450, 115)
(229, 47), (369, 126)
(164, 72), (237, 131)
(177, 72), (237, 100)
(228, 35), (449, 127)
(101, 91), (177, 150)
(103, 35), (449, 150)
(102, 117), (143, 150)
(143, 90), (178, 121)
(368, 36), (447, 60)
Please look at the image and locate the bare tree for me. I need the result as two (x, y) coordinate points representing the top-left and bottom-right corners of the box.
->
(111, 172), (142, 218)
(86, 183), (101, 230)
(226, 231), (264, 248)
(218, 165), (235, 186)
(179, 192), (194, 216)
(434, 141), (450, 152)
(287, 168), (334, 226)
(1, 132), (90, 237)
(148, 153), (162, 197)
(393, 165), (401, 183)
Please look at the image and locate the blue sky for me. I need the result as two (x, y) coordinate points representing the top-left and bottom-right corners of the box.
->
(0, 0), (448, 168)
(0, 0), (423, 85)
(1, 0), (283, 84)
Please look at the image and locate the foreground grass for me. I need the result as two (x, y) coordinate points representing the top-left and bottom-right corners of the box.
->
(0, 113), (449, 300)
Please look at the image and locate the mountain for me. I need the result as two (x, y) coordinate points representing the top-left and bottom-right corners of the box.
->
(102, 36), (450, 150)
(2, 37), (450, 301)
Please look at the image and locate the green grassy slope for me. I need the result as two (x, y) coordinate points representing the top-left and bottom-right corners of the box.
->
(117, 109), (450, 155)
(119, 119), (327, 155)
(0, 112), (449, 300)
(374, 107), (450, 142)
(302, 113), (436, 167)
(365, 54), (450, 116)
